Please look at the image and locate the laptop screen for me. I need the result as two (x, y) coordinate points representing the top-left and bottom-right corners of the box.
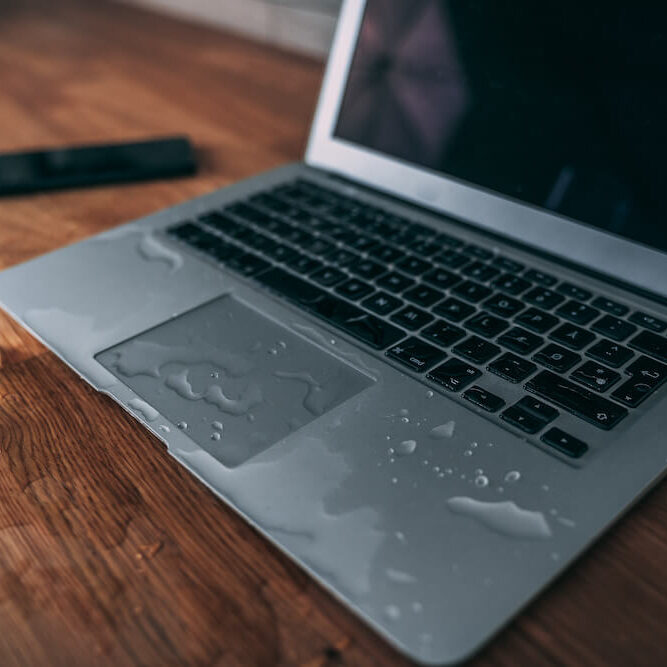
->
(335, 1), (667, 254)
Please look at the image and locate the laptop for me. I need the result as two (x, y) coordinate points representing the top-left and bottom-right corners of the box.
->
(1, 0), (666, 663)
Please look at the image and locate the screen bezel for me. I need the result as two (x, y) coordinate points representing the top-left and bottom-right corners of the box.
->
(306, 0), (667, 299)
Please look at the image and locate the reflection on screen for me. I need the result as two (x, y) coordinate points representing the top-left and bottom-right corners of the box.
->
(335, 1), (667, 253)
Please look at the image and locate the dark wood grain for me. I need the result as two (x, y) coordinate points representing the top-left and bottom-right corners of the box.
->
(0, 1), (666, 665)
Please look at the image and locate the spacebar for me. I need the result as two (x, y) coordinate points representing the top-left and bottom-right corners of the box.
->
(257, 267), (404, 349)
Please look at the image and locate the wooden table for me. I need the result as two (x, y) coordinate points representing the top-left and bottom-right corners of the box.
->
(0, 1), (666, 665)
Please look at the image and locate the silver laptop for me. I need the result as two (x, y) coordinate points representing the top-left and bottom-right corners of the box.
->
(2, 0), (666, 663)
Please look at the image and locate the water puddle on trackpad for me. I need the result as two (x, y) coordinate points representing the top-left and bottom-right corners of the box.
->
(96, 295), (373, 466)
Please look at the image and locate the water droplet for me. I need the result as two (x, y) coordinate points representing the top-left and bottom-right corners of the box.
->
(464, 450), (473, 457)
(212, 421), (224, 432)
(158, 424), (170, 433)
(278, 340), (287, 349)
(426, 390), (434, 399)
(396, 440), (417, 456)
(395, 531), (406, 543)
(400, 416), (410, 424)
(387, 447), (395, 455)
(422, 459), (429, 466)
(497, 486), (505, 493)
(470, 441), (478, 448)
(385, 568), (416, 584)
(384, 604), (401, 621)
(391, 477), (398, 485)
(412, 602), (423, 613)
(448, 497), (552, 539)
(210, 371), (220, 379)
(211, 432), (221, 441)
(399, 408), (409, 416)
(475, 468), (483, 475)
(247, 413), (256, 423)
(474, 475), (489, 488)
(268, 348), (278, 355)
(433, 465), (440, 473)
(438, 472), (445, 478)
(177, 421), (188, 430)
(542, 484), (550, 492)
(429, 421), (455, 439)
(445, 467), (453, 475)
(504, 470), (521, 483)
(385, 435), (391, 441)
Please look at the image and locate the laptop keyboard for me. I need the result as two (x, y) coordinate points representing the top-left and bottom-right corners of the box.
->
(166, 179), (667, 461)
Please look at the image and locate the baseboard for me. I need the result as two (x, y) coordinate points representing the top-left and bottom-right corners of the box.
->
(121, 0), (338, 57)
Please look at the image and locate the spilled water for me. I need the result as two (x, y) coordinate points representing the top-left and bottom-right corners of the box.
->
(447, 497), (552, 540)
(430, 421), (455, 439)
(127, 398), (159, 422)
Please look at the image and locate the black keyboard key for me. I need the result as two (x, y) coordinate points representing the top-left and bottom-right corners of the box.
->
(541, 428), (588, 459)
(303, 237), (335, 256)
(362, 291), (403, 316)
(526, 371), (628, 430)
(368, 244), (403, 264)
(386, 337), (446, 372)
(312, 266), (346, 287)
(516, 396), (559, 424)
(465, 312), (509, 338)
(454, 336), (501, 364)
(533, 344), (581, 372)
(491, 256), (524, 273)
(629, 330), (667, 362)
(591, 315), (636, 342)
(586, 339), (634, 368)
(335, 278), (374, 301)
(488, 353), (537, 383)
(550, 323), (596, 351)
(376, 271), (415, 293)
(427, 358), (481, 392)
(421, 320), (466, 348)
(497, 327), (543, 354)
(265, 242), (298, 263)
(199, 212), (242, 236)
(592, 297), (629, 317)
(515, 307), (559, 334)
(168, 222), (203, 241)
(434, 297), (476, 323)
(340, 233), (377, 253)
(524, 269), (557, 287)
(501, 405), (545, 434)
(291, 254), (322, 275)
(462, 262), (501, 283)
(257, 266), (326, 307)
(397, 255), (431, 276)
(409, 239), (440, 256)
(556, 282), (592, 301)
(328, 248), (358, 267)
(205, 238), (236, 262)
(626, 356), (667, 387)
(422, 267), (461, 290)
(350, 258), (385, 280)
(483, 293), (524, 318)
(611, 357), (667, 407)
(571, 361), (621, 392)
(225, 252), (271, 277)
(391, 305), (434, 331)
(434, 249), (470, 269)
(629, 312), (667, 333)
(493, 273), (532, 295)
(404, 284), (444, 307)
(525, 287), (565, 310)
(453, 280), (493, 303)
(463, 386), (506, 412)
(556, 300), (600, 325)
(463, 244), (493, 260)
(611, 378), (659, 407)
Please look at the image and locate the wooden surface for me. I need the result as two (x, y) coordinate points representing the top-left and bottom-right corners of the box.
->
(0, 1), (666, 665)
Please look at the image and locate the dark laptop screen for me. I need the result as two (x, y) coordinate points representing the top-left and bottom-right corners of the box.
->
(335, 1), (667, 254)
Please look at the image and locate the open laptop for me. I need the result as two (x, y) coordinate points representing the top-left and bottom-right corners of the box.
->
(1, 0), (666, 663)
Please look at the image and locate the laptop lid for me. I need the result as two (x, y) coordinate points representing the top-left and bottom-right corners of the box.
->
(306, 0), (667, 299)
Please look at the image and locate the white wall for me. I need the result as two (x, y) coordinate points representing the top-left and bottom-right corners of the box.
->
(123, 0), (341, 57)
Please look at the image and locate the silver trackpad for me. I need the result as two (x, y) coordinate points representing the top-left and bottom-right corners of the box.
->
(96, 296), (373, 466)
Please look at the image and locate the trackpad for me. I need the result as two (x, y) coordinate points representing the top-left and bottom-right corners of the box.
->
(96, 296), (373, 466)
